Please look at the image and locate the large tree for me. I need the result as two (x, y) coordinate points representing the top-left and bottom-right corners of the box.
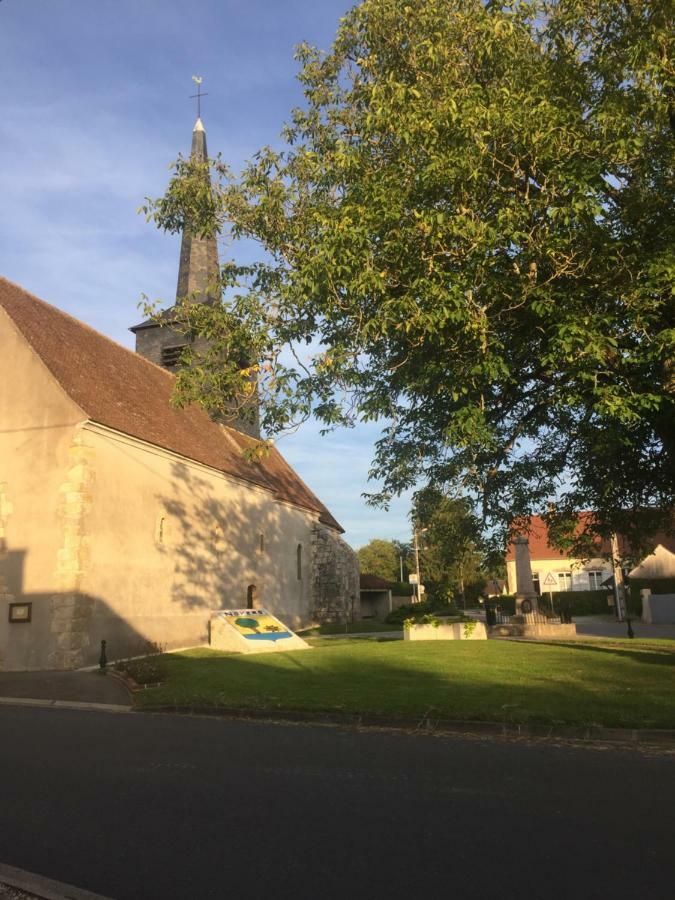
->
(146, 0), (675, 553)
(356, 538), (408, 582)
(412, 487), (485, 602)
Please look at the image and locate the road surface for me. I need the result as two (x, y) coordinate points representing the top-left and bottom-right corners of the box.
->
(1, 707), (673, 899)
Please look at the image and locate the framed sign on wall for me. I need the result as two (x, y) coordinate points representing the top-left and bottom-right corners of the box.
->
(8, 602), (32, 624)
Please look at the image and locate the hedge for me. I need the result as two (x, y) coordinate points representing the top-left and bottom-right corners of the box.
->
(390, 582), (415, 597)
(385, 600), (460, 626)
(548, 590), (613, 616)
(488, 591), (612, 617)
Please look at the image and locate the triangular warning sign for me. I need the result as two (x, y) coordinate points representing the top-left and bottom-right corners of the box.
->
(543, 572), (557, 586)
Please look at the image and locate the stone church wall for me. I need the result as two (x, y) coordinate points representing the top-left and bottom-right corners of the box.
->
(1, 306), (357, 670)
(0, 309), (86, 670)
(310, 525), (360, 623)
(73, 423), (323, 666)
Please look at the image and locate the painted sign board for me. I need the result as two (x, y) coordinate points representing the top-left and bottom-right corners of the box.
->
(210, 609), (310, 654)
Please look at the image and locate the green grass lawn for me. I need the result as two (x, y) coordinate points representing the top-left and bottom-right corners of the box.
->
(132, 639), (675, 729)
(299, 620), (403, 635)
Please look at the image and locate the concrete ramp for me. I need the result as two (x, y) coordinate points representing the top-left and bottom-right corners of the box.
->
(210, 609), (310, 654)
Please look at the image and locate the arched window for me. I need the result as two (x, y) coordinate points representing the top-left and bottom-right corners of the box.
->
(296, 543), (303, 581)
(259, 533), (265, 554)
(247, 584), (258, 608)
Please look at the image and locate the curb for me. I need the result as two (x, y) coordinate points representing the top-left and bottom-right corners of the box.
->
(137, 704), (675, 746)
(104, 668), (139, 696)
(0, 862), (112, 900)
(0, 697), (131, 714)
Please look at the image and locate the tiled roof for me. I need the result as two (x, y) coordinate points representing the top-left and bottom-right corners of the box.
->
(506, 514), (675, 562)
(0, 276), (343, 532)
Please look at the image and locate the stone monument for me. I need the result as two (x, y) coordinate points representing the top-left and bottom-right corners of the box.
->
(513, 536), (539, 614)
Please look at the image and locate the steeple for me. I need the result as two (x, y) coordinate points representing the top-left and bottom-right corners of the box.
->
(174, 117), (220, 305)
(131, 108), (261, 440)
(130, 115), (220, 359)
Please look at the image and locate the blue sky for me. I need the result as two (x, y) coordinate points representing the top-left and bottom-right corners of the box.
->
(0, 0), (414, 547)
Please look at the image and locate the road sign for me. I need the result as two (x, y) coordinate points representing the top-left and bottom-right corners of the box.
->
(543, 573), (557, 587)
(408, 574), (419, 584)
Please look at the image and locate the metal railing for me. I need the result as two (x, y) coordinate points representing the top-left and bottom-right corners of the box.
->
(485, 603), (573, 627)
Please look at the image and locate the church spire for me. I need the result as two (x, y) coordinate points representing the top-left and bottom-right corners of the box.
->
(175, 116), (220, 305)
(131, 97), (259, 439)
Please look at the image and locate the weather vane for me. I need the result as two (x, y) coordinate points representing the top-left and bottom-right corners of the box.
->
(190, 75), (208, 118)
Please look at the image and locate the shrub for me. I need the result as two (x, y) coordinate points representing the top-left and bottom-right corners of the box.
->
(386, 600), (459, 626)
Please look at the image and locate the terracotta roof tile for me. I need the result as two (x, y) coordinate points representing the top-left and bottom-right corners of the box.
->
(0, 276), (343, 532)
(506, 514), (675, 561)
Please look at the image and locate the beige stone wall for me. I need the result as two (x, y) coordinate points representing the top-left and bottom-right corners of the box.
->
(78, 423), (322, 664)
(1, 310), (355, 669)
(0, 309), (85, 670)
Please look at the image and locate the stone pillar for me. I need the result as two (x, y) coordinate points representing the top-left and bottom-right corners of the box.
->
(49, 433), (95, 670)
(513, 536), (538, 613)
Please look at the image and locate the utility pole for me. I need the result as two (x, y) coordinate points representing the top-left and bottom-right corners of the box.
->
(399, 554), (404, 583)
(413, 527), (427, 603)
(610, 533), (625, 620)
(414, 528), (421, 604)
(610, 532), (633, 639)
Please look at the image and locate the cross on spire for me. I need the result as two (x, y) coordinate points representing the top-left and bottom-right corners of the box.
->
(190, 75), (208, 119)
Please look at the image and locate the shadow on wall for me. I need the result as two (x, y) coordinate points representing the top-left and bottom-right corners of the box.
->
(157, 461), (308, 624)
(0, 547), (173, 671)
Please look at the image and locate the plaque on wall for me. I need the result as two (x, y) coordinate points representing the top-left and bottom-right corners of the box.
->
(8, 602), (32, 623)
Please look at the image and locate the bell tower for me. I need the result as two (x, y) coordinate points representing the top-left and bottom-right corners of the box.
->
(131, 108), (260, 439)
(130, 115), (219, 370)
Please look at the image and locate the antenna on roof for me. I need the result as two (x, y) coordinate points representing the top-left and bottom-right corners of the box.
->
(190, 75), (208, 120)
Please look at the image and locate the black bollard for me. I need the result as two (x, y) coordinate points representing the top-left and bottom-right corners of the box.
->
(99, 639), (108, 672)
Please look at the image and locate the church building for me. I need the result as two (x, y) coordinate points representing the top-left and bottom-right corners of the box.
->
(0, 115), (359, 671)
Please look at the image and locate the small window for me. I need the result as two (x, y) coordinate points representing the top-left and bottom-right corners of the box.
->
(557, 572), (572, 591)
(296, 543), (303, 581)
(247, 584), (258, 608)
(259, 533), (265, 554)
(161, 345), (186, 368)
(587, 570), (603, 590)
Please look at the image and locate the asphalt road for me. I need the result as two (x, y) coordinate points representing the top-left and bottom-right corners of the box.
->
(1, 707), (673, 900)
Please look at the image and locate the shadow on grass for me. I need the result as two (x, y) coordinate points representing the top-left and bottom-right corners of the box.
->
(139, 642), (675, 729)
(526, 639), (675, 666)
